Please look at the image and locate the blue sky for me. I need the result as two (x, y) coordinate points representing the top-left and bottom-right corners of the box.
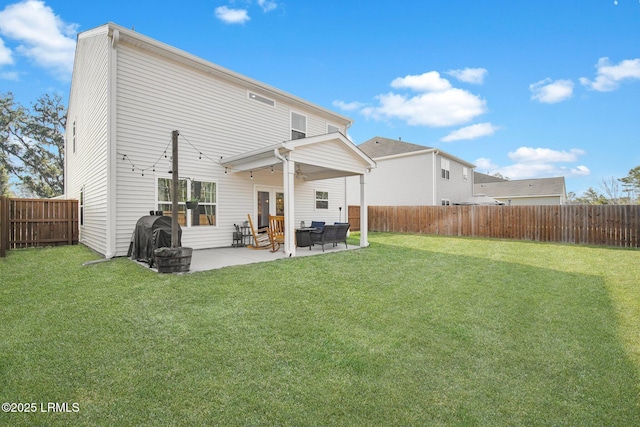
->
(1, 0), (639, 196)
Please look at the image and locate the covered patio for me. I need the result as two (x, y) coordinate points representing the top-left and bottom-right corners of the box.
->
(220, 132), (376, 258)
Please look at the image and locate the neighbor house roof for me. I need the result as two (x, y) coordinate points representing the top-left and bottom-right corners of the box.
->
(358, 136), (475, 167)
(475, 177), (566, 198)
(474, 171), (508, 184)
(358, 136), (432, 158)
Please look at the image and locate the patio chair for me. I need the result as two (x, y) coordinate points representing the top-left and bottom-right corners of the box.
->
(268, 215), (285, 252)
(247, 214), (272, 250)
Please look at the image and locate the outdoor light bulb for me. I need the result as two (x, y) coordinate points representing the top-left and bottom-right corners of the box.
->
(250, 171), (253, 179)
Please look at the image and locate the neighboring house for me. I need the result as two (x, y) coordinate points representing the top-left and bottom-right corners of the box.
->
(474, 172), (567, 205)
(65, 22), (375, 258)
(347, 137), (477, 206)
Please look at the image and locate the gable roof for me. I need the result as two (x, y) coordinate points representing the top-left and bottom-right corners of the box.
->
(474, 171), (508, 184)
(475, 177), (567, 198)
(358, 136), (432, 158)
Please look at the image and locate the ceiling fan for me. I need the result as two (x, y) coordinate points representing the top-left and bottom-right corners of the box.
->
(295, 164), (307, 180)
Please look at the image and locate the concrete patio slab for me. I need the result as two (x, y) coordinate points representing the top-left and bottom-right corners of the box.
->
(135, 243), (361, 273)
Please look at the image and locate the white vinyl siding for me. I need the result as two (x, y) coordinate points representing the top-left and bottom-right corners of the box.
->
(347, 154), (434, 205)
(65, 31), (110, 255)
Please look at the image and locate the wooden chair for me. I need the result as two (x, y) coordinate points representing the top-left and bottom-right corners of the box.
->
(268, 215), (285, 252)
(247, 214), (271, 249)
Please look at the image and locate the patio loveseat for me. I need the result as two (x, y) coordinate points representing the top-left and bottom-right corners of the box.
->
(310, 223), (350, 252)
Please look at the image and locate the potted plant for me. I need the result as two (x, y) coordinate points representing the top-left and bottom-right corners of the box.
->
(154, 246), (193, 273)
(186, 198), (199, 210)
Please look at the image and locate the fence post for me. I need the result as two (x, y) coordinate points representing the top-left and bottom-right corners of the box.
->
(0, 196), (7, 257)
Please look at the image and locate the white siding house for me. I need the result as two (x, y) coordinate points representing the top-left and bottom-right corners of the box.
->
(65, 23), (375, 258)
(346, 137), (476, 206)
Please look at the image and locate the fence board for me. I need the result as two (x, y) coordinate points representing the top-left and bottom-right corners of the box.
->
(356, 205), (640, 248)
(0, 197), (78, 256)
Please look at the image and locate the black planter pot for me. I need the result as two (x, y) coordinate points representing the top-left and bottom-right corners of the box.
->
(186, 201), (199, 210)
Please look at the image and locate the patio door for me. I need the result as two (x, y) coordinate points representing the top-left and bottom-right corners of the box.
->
(256, 188), (284, 228)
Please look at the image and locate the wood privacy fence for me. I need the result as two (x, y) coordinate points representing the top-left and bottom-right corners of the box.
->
(350, 205), (640, 248)
(0, 197), (79, 257)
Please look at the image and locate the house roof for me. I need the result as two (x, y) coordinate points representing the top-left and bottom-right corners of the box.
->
(358, 136), (432, 158)
(357, 136), (476, 168)
(475, 177), (567, 198)
(474, 171), (508, 184)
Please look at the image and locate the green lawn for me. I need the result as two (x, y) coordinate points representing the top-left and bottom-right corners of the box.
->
(1, 233), (639, 426)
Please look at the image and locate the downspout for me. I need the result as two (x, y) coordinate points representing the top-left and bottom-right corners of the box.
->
(432, 150), (439, 206)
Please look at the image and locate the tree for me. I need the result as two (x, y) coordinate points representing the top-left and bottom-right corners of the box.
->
(600, 177), (623, 205)
(0, 92), (66, 198)
(619, 165), (640, 204)
(0, 164), (12, 197)
(575, 187), (608, 205)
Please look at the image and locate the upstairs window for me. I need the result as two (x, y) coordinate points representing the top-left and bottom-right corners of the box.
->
(327, 123), (340, 134)
(291, 112), (307, 140)
(463, 166), (468, 181)
(441, 158), (450, 180)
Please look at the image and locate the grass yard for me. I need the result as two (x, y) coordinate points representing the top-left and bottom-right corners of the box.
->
(1, 233), (640, 426)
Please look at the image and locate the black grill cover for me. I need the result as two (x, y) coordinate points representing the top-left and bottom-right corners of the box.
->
(127, 215), (182, 267)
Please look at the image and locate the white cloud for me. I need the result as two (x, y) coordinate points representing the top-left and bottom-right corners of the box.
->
(476, 147), (590, 180)
(1, 70), (19, 80)
(441, 122), (500, 142)
(359, 71), (487, 127)
(446, 68), (487, 84)
(529, 78), (574, 103)
(215, 6), (250, 24)
(0, 37), (13, 65)
(508, 147), (585, 163)
(571, 165), (591, 176)
(580, 57), (640, 92)
(332, 99), (366, 111)
(474, 157), (499, 171)
(257, 0), (277, 12)
(0, 0), (77, 80)
(391, 71), (452, 92)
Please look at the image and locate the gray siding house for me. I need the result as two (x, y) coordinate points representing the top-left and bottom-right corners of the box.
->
(347, 137), (476, 206)
(474, 172), (567, 205)
(65, 22), (374, 258)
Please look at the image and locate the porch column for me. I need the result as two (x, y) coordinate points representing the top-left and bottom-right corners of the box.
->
(359, 173), (369, 247)
(283, 158), (296, 257)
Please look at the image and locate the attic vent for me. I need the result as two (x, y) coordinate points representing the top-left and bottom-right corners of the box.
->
(248, 92), (275, 107)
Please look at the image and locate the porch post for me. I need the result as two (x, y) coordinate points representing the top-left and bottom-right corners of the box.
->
(360, 173), (369, 247)
(283, 158), (296, 257)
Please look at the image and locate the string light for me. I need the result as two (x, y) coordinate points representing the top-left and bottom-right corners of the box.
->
(118, 132), (230, 177)
(250, 171), (253, 180)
